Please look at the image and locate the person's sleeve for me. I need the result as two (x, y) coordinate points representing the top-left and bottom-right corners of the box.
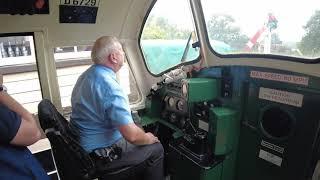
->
(0, 105), (22, 143)
(104, 86), (133, 127)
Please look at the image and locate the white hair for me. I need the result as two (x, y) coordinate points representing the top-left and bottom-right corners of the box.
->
(91, 36), (121, 64)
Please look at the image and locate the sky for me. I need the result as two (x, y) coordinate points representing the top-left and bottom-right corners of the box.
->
(150, 0), (320, 43)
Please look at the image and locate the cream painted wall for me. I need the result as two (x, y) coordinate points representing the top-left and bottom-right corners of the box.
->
(0, 1), (184, 112)
(0, 0), (153, 109)
(0, 0), (149, 46)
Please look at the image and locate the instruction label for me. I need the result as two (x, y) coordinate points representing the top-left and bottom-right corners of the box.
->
(250, 71), (309, 86)
(259, 149), (282, 167)
(259, 87), (303, 107)
(198, 120), (209, 132)
(261, 140), (284, 154)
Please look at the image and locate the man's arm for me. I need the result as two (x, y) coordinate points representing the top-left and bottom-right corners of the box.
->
(119, 123), (159, 145)
(0, 92), (41, 146)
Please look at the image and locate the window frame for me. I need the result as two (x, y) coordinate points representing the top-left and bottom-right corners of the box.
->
(0, 32), (44, 114)
(138, 0), (202, 76)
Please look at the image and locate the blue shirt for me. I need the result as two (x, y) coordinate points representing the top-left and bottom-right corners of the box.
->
(0, 104), (49, 180)
(70, 65), (133, 152)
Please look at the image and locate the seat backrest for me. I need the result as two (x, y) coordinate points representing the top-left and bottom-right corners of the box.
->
(38, 99), (96, 180)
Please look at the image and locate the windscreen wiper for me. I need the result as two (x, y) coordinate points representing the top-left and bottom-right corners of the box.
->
(180, 32), (193, 63)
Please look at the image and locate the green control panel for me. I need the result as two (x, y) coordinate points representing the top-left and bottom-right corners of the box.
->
(141, 77), (239, 180)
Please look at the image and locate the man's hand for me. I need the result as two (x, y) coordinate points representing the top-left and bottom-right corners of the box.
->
(145, 132), (159, 144)
(119, 123), (160, 145)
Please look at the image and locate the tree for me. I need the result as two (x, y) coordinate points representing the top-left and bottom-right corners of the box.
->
(299, 10), (320, 57)
(206, 15), (249, 49)
(142, 16), (167, 39)
(142, 16), (189, 40)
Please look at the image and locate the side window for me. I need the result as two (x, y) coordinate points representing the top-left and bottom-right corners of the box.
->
(201, 0), (320, 60)
(0, 34), (42, 114)
(53, 45), (140, 114)
(140, 0), (199, 75)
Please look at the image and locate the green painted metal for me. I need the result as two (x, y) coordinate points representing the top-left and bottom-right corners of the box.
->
(210, 107), (238, 155)
(209, 107), (240, 180)
(236, 125), (261, 180)
(140, 116), (184, 139)
(170, 155), (223, 180)
(222, 152), (239, 180)
(237, 68), (320, 180)
(144, 89), (165, 118)
(202, 163), (223, 180)
(140, 115), (158, 126)
(140, 66), (320, 180)
(185, 78), (220, 102)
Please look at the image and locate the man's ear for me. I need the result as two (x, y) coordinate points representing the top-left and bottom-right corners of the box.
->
(109, 53), (118, 64)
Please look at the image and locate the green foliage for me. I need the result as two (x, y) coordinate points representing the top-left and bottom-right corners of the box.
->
(142, 16), (190, 40)
(206, 15), (249, 49)
(299, 10), (320, 57)
(143, 25), (167, 39)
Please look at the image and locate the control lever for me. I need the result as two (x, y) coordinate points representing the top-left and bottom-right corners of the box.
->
(186, 118), (197, 134)
(131, 111), (142, 128)
(146, 82), (162, 99)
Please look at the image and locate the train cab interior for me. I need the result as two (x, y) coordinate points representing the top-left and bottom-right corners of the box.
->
(1, 0), (320, 180)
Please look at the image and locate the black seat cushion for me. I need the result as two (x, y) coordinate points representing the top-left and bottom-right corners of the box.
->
(38, 99), (143, 180)
(38, 99), (96, 180)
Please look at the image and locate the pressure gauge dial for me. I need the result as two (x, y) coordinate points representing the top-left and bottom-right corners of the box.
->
(182, 83), (188, 97)
(176, 100), (184, 111)
(164, 95), (169, 102)
(168, 97), (175, 107)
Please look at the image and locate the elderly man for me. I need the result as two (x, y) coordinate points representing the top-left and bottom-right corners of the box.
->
(70, 36), (164, 180)
(0, 74), (49, 180)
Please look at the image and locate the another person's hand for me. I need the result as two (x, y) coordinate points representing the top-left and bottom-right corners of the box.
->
(0, 75), (41, 146)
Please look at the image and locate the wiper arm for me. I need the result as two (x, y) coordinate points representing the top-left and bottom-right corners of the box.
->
(180, 32), (193, 63)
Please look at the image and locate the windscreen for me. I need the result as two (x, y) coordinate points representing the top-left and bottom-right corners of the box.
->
(201, 0), (320, 61)
(140, 0), (200, 75)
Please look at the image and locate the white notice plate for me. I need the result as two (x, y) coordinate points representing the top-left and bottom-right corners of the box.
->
(259, 87), (303, 107)
(259, 149), (282, 167)
(198, 120), (209, 132)
(250, 71), (309, 86)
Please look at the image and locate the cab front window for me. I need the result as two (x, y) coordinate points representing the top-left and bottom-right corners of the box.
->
(140, 0), (199, 75)
(201, 0), (320, 60)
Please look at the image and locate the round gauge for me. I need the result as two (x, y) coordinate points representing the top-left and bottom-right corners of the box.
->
(176, 100), (184, 110)
(163, 95), (169, 102)
(168, 97), (175, 107)
(182, 83), (188, 97)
